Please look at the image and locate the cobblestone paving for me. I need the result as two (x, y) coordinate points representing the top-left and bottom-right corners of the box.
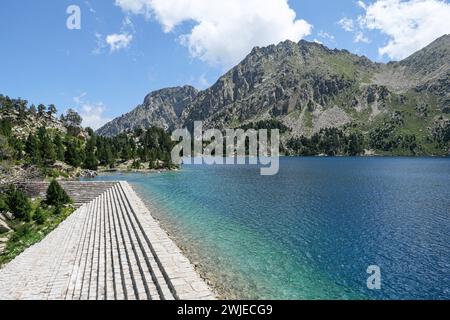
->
(0, 182), (216, 300)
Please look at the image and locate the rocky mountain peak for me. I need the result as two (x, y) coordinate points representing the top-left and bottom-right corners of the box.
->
(96, 85), (198, 136)
(97, 36), (449, 153)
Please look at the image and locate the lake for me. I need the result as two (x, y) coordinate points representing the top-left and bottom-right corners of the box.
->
(90, 157), (450, 300)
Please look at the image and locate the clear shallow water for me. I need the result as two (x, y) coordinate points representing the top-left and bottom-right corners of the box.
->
(90, 158), (450, 300)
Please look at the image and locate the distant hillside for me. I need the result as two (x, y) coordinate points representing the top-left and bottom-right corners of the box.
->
(0, 96), (177, 185)
(98, 35), (450, 156)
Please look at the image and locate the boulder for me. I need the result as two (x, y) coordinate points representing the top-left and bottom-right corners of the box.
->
(0, 219), (12, 234)
(83, 170), (98, 178)
(1, 211), (14, 221)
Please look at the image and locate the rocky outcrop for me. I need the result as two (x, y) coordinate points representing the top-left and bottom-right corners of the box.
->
(0, 109), (68, 140)
(432, 117), (450, 146)
(0, 217), (12, 234)
(1, 211), (13, 221)
(96, 86), (198, 136)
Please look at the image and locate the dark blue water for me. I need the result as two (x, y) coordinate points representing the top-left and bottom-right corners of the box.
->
(91, 158), (450, 300)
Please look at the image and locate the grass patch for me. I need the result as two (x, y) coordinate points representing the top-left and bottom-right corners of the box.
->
(0, 200), (75, 267)
(322, 54), (358, 79)
(304, 109), (313, 130)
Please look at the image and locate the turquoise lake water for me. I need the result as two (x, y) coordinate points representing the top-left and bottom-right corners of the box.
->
(90, 157), (450, 300)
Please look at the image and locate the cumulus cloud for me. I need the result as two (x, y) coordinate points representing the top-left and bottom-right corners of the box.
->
(114, 0), (312, 68)
(360, 0), (450, 60)
(79, 103), (112, 130)
(73, 94), (112, 130)
(341, 0), (450, 60)
(106, 33), (133, 52)
(338, 17), (371, 44)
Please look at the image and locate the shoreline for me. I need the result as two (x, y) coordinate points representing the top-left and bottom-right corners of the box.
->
(3, 155), (448, 186)
(121, 182), (218, 300)
(131, 184), (234, 300)
(99, 167), (179, 174)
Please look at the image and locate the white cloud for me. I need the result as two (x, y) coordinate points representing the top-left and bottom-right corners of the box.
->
(354, 31), (370, 44)
(358, 0), (450, 60)
(92, 33), (106, 55)
(318, 31), (335, 41)
(80, 103), (112, 130)
(114, 0), (312, 68)
(338, 17), (355, 32)
(73, 92), (87, 104)
(93, 15), (135, 55)
(106, 33), (133, 52)
(73, 94), (112, 130)
(356, 1), (367, 10)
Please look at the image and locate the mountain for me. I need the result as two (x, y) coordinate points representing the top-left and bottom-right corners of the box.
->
(97, 35), (450, 155)
(373, 34), (449, 97)
(96, 86), (198, 136)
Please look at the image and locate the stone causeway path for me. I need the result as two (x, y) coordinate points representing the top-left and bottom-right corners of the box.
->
(0, 181), (216, 300)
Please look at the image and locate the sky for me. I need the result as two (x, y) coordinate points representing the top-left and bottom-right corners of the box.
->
(0, 0), (449, 129)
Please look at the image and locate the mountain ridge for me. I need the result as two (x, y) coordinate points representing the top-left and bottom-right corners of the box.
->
(96, 35), (449, 155)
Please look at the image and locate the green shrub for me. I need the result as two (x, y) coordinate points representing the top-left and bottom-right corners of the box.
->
(5, 186), (32, 221)
(0, 196), (7, 212)
(131, 160), (141, 169)
(46, 180), (71, 207)
(33, 207), (46, 225)
(40, 167), (61, 178)
(11, 224), (31, 242)
(53, 205), (63, 216)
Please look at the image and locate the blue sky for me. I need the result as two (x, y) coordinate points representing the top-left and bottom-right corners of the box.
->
(0, 0), (449, 129)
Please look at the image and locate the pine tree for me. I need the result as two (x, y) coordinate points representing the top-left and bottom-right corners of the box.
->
(38, 127), (56, 164)
(54, 134), (65, 162)
(10, 137), (24, 160)
(25, 133), (41, 164)
(97, 141), (114, 168)
(65, 139), (83, 167)
(0, 119), (12, 137)
(47, 104), (57, 117)
(121, 143), (132, 161)
(347, 133), (364, 156)
(46, 180), (71, 207)
(29, 104), (37, 115)
(83, 137), (98, 170)
(37, 104), (46, 116)
(0, 135), (13, 160)
(5, 186), (32, 221)
(148, 149), (157, 169)
(33, 207), (46, 225)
